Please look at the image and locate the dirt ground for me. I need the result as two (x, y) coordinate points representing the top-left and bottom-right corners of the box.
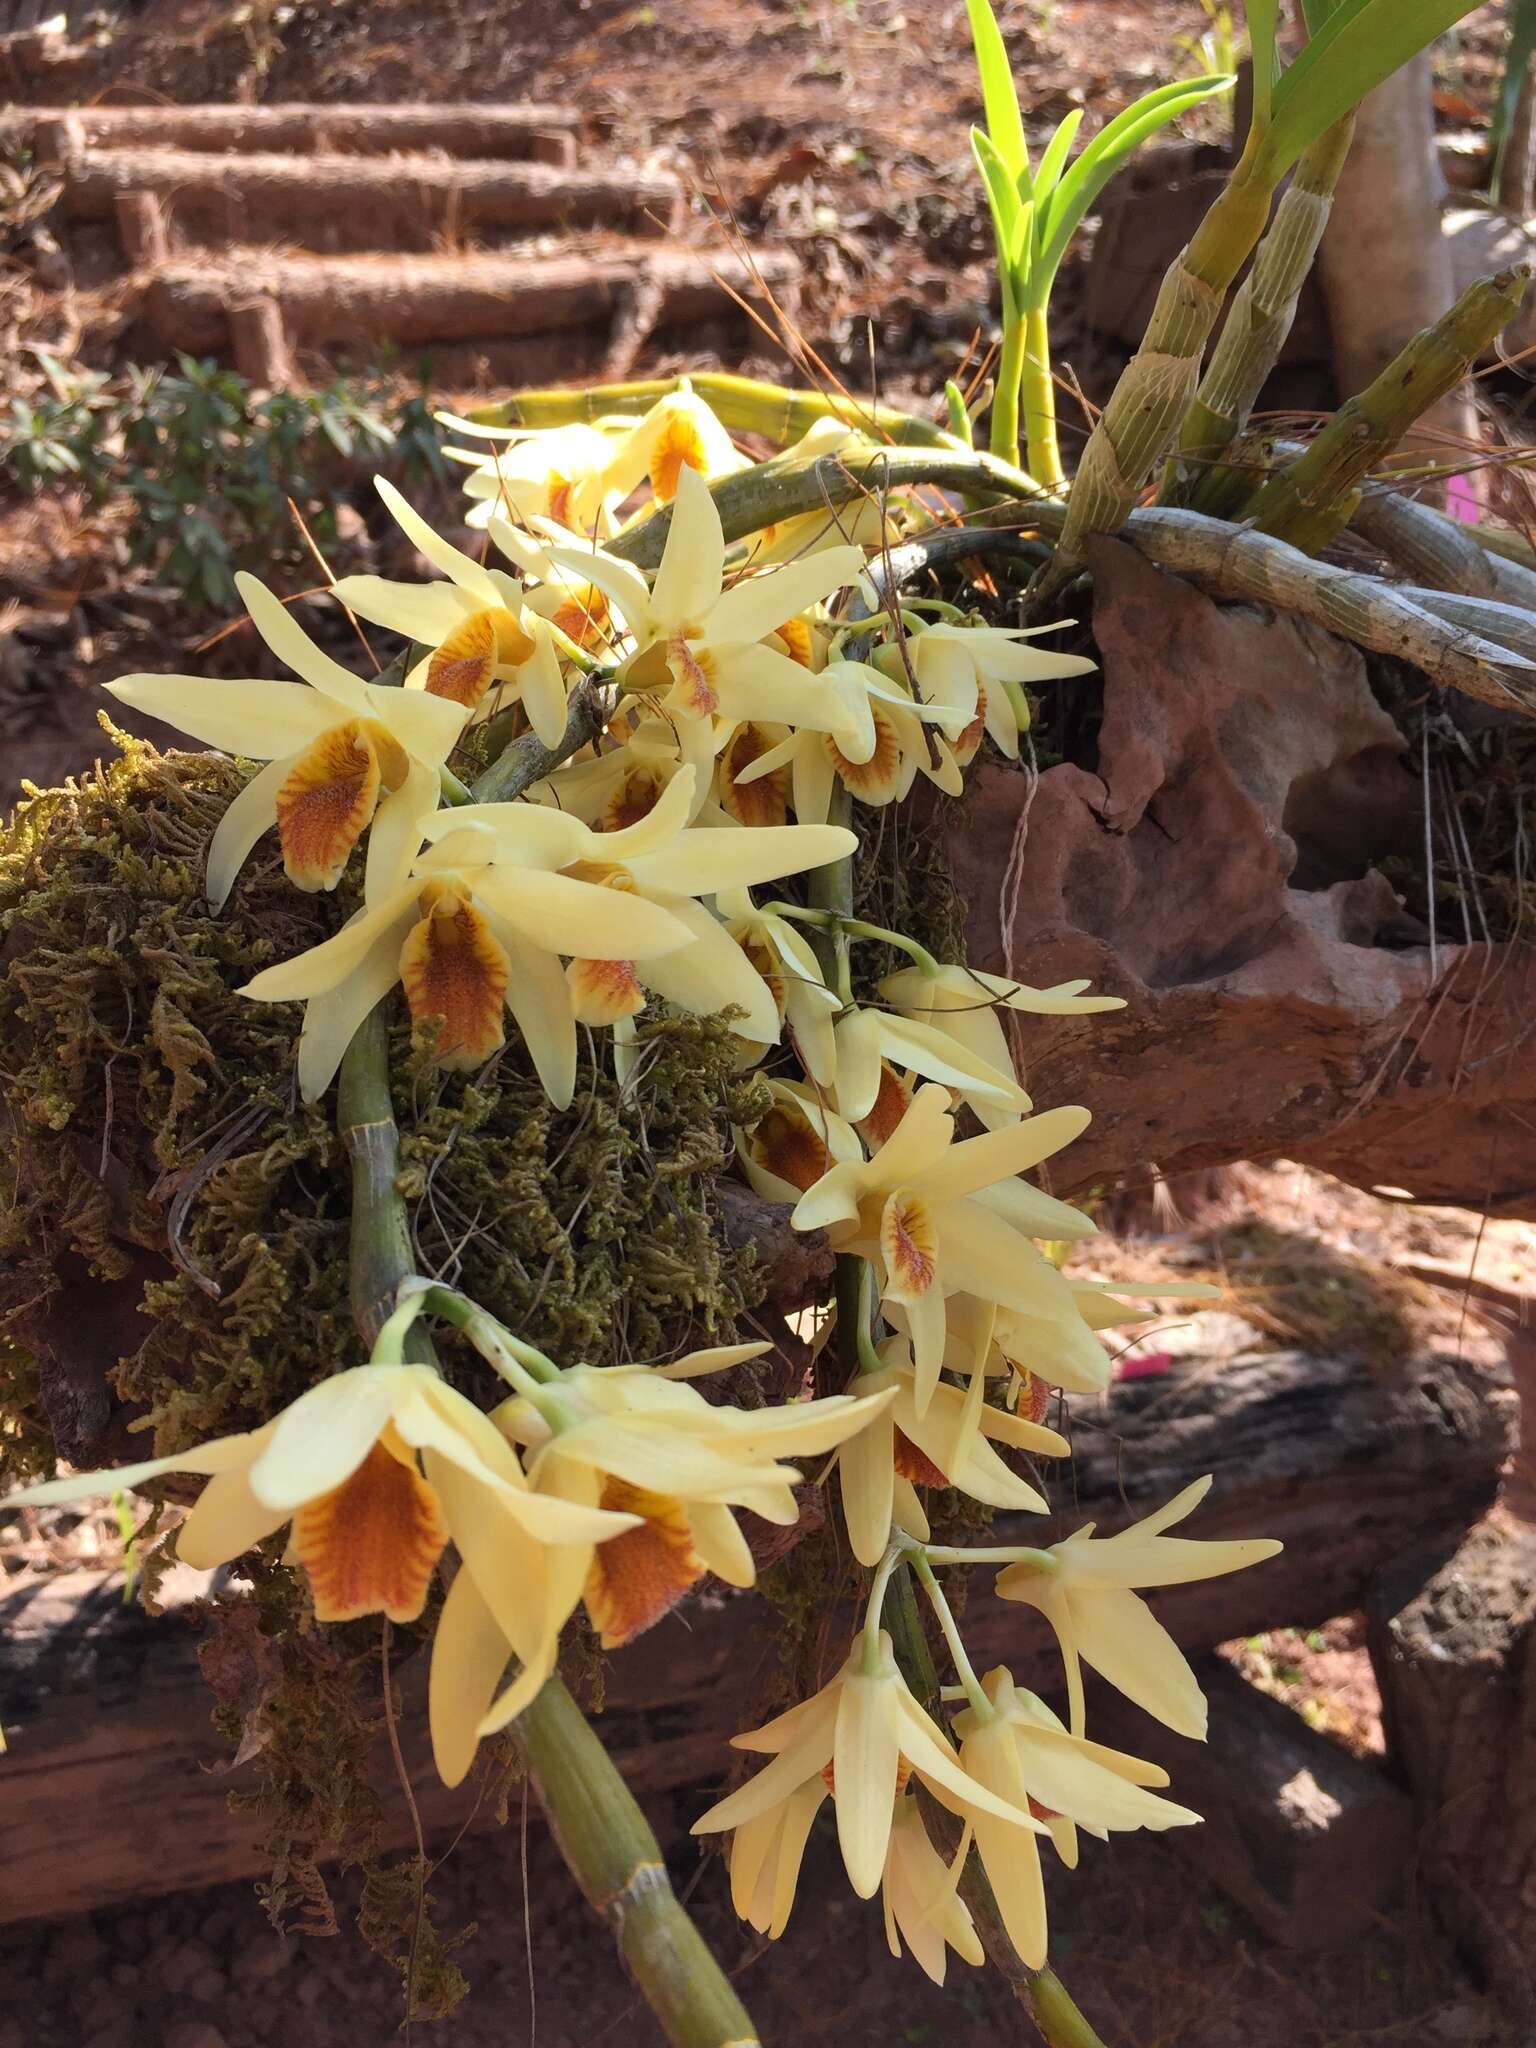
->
(2, 2), (1533, 2042)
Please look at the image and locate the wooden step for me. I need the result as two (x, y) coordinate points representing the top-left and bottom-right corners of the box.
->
(0, 1343), (1512, 1926)
(1, 100), (581, 163)
(65, 145), (681, 252)
(142, 244), (799, 365)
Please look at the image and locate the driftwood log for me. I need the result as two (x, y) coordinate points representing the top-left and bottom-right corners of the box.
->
(1367, 1512), (1536, 2004)
(950, 539), (1536, 1217)
(2, 102), (580, 163)
(0, 1342), (1512, 1927)
(66, 148), (679, 252)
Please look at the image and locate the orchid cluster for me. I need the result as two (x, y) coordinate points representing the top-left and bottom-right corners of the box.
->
(5, 381), (1280, 2002)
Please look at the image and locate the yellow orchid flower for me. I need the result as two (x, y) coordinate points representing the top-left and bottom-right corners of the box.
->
(483, 516), (616, 653)
(606, 383), (751, 504)
(824, 1000), (1031, 1130)
(953, 1665), (1199, 1969)
(994, 1478), (1283, 1739)
(882, 1793), (984, 1986)
(424, 766), (856, 1041)
(878, 964), (1124, 1130)
(520, 719), (707, 830)
(790, 1084), (1098, 1412)
(728, 1775), (828, 1940)
(439, 415), (628, 536)
(693, 1631), (1043, 1900)
(330, 479), (570, 742)
(106, 571), (466, 911)
(716, 890), (841, 1084)
(240, 816), (696, 1104)
(491, 1354), (893, 1653)
(0, 1362), (634, 1792)
(898, 619), (1097, 762)
(544, 464), (868, 741)
(726, 659), (950, 824)
(834, 1336), (1068, 1567)
(736, 1080), (862, 1206)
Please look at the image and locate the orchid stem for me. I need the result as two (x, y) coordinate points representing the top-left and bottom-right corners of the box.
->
(910, 1549), (992, 1721)
(411, 1282), (560, 1395)
(923, 1543), (1060, 1570)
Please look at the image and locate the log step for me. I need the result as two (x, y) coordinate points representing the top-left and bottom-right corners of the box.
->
(0, 1343), (1512, 1926)
(143, 244), (800, 357)
(65, 146), (681, 252)
(0, 101), (581, 163)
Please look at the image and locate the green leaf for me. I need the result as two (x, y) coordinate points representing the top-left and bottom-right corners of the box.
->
(1037, 75), (1235, 290)
(1033, 110), (1084, 208)
(1264, 0), (1487, 177)
(1298, 0), (1343, 27)
(964, 0), (1029, 182)
(972, 125), (1028, 279)
(1247, 0), (1281, 127)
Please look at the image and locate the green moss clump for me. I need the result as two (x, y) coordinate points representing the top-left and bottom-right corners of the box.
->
(0, 730), (766, 1991)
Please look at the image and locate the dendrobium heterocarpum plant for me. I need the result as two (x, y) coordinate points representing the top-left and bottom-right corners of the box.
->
(6, 376), (1281, 2033)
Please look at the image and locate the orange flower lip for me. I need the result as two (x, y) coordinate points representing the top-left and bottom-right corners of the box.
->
(828, 704), (902, 802)
(275, 717), (386, 892)
(289, 1429), (449, 1625)
(398, 881), (510, 1069)
(427, 605), (534, 709)
(666, 632), (721, 717)
(602, 765), (665, 832)
(649, 414), (709, 504)
(859, 1062), (913, 1149)
(880, 1189), (939, 1302)
(721, 722), (789, 828)
(583, 1477), (704, 1647)
(567, 953), (646, 1026)
(748, 1104), (834, 1192)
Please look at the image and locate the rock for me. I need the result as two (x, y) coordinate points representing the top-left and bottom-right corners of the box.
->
(950, 540), (1536, 1215)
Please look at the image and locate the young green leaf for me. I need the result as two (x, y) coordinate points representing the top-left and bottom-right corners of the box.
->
(1037, 74), (1235, 288)
(972, 125), (1029, 276)
(1264, 0), (1486, 178)
(965, 0), (1030, 182)
(1033, 110), (1084, 206)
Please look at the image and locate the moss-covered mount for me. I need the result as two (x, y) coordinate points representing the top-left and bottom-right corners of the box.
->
(0, 730), (774, 2000)
(0, 730), (768, 1472)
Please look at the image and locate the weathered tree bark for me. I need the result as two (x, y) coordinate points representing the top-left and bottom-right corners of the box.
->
(1366, 1513), (1536, 2007)
(68, 147), (680, 252)
(143, 247), (799, 353)
(0, 102), (581, 159)
(1088, 1655), (1416, 1951)
(0, 1342), (1511, 1925)
(949, 540), (1536, 1216)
